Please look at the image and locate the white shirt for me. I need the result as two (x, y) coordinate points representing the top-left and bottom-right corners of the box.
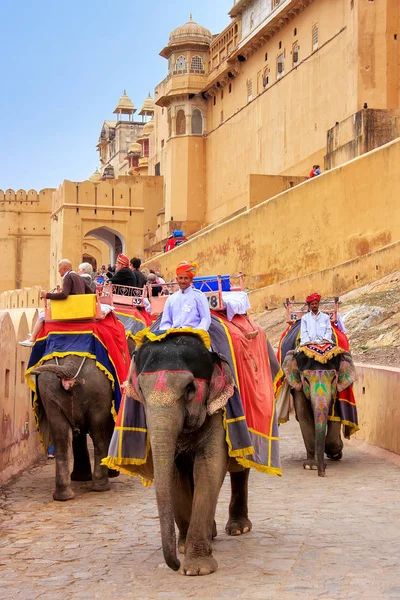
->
(300, 311), (334, 346)
(160, 286), (211, 331)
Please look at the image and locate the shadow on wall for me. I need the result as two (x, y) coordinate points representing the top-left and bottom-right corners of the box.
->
(0, 308), (42, 485)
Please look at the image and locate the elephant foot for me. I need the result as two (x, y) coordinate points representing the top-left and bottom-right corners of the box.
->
(303, 459), (317, 470)
(318, 470), (326, 477)
(326, 451), (343, 461)
(179, 556), (218, 576)
(71, 471), (92, 482)
(53, 487), (75, 502)
(92, 480), (111, 492)
(225, 517), (252, 536)
(108, 468), (120, 478)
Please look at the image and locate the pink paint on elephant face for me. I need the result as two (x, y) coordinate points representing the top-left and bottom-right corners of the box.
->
(154, 371), (168, 393)
(211, 364), (225, 397)
(194, 379), (205, 403)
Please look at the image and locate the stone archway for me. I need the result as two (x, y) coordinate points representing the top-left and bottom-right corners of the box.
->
(84, 226), (125, 266)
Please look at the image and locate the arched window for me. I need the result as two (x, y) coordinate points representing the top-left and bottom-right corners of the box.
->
(176, 109), (186, 135)
(191, 109), (203, 134)
(175, 55), (187, 71)
(250, 12), (254, 30)
(191, 55), (204, 72)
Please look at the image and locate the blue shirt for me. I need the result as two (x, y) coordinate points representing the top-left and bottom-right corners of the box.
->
(300, 311), (334, 346)
(160, 286), (211, 332)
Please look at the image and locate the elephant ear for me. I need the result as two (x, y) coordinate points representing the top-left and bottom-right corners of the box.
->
(337, 352), (357, 392)
(207, 356), (235, 416)
(125, 367), (143, 403)
(282, 350), (302, 392)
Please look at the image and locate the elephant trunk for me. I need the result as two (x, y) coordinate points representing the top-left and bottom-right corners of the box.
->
(147, 407), (183, 571)
(311, 395), (330, 477)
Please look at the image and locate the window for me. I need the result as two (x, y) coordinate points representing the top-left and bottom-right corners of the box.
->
(265, 52), (268, 61)
(312, 24), (319, 51)
(220, 110), (224, 123)
(229, 83), (232, 93)
(277, 53), (285, 79)
(191, 55), (204, 72)
(250, 12), (254, 30)
(167, 109), (172, 137)
(247, 79), (253, 102)
(293, 42), (300, 66)
(155, 163), (161, 176)
(161, 139), (165, 148)
(279, 41), (282, 49)
(143, 139), (149, 157)
(221, 89), (224, 100)
(263, 66), (270, 87)
(175, 55), (187, 71)
(213, 96), (216, 106)
(176, 109), (186, 135)
(294, 28), (297, 36)
(191, 109), (203, 134)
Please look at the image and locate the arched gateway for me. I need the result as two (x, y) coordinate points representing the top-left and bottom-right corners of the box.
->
(49, 178), (162, 287)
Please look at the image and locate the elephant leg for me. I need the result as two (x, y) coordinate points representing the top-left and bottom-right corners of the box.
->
(89, 416), (113, 492)
(225, 468), (252, 536)
(52, 427), (74, 501)
(40, 386), (75, 501)
(173, 461), (193, 555)
(293, 390), (317, 470)
(71, 432), (92, 481)
(180, 417), (228, 576)
(325, 420), (344, 459)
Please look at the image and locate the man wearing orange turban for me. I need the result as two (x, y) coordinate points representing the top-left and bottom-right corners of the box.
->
(110, 253), (137, 287)
(159, 261), (211, 332)
(300, 292), (334, 346)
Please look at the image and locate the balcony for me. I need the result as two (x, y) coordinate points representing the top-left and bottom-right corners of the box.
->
(204, 19), (241, 89)
(156, 72), (208, 107)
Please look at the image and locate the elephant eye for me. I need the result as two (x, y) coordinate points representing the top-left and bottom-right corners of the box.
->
(185, 382), (196, 398)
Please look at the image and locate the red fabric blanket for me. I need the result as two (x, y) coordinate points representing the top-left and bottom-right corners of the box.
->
(35, 312), (130, 392)
(211, 312), (276, 439)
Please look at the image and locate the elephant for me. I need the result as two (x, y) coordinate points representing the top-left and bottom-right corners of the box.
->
(31, 356), (117, 501)
(282, 349), (356, 477)
(128, 333), (252, 576)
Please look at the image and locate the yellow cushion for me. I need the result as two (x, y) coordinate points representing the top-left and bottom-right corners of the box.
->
(50, 294), (97, 320)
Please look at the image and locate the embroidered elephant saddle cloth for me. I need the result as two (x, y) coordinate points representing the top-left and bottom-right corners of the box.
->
(298, 342), (345, 364)
(102, 313), (282, 484)
(26, 312), (130, 419)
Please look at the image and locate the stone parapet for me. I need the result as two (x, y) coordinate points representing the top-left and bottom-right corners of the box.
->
(352, 363), (400, 456)
(0, 309), (41, 485)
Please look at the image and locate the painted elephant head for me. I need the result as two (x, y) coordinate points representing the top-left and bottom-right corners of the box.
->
(282, 350), (356, 476)
(127, 333), (235, 570)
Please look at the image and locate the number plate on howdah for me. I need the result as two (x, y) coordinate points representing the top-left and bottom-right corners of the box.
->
(206, 294), (219, 309)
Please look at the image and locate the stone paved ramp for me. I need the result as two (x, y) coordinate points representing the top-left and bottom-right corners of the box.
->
(1, 420), (399, 600)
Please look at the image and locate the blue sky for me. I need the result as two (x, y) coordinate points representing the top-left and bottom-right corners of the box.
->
(0, 0), (232, 191)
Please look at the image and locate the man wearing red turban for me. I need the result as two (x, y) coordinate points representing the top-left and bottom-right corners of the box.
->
(110, 253), (137, 288)
(159, 261), (211, 332)
(300, 292), (334, 346)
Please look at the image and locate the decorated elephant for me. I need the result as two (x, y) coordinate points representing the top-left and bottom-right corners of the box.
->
(105, 326), (279, 576)
(29, 356), (117, 500)
(281, 346), (358, 476)
(127, 333), (253, 575)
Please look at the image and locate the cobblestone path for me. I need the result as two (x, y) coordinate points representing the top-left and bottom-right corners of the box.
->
(1, 419), (399, 600)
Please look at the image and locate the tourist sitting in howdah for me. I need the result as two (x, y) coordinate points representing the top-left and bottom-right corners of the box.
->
(19, 258), (94, 347)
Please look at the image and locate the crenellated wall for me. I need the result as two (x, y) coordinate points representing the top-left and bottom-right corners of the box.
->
(0, 188), (54, 292)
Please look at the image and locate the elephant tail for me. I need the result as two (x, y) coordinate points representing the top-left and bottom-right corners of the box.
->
(31, 358), (87, 390)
